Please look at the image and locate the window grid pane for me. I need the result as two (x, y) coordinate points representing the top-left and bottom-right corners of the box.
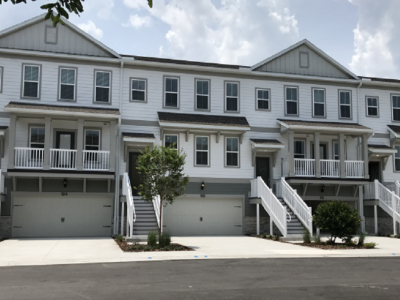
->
(285, 87), (298, 115)
(165, 78), (178, 107)
(226, 82), (238, 111)
(226, 137), (239, 166)
(257, 89), (269, 110)
(196, 80), (209, 110)
(367, 97), (378, 116)
(294, 141), (305, 159)
(23, 65), (40, 98)
(60, 68), (75, 100)
(30, 127), (45, 147)
(131, 79), (146, 101)
(85, 130), (100, 150)
(195, 137), (208, 166)
(313, 89), (325, 116)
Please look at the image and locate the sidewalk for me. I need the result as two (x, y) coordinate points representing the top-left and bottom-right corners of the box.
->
(0, 236), (398, 267)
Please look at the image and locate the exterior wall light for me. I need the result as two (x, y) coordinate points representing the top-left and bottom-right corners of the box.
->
(321, 185), (325, 193)
(201, 182), (205, 190)
(63, 178), (67, 188)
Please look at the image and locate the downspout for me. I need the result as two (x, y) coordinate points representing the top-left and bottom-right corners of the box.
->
(357, 81), (363, 160)
(113, 60), (124, 235)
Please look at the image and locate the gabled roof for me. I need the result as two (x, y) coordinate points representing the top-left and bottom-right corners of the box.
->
(158, 112), (250, 128)
(277, 119), (373, 134)
(251, 39), (359, 80)
(0, 14), (120, 59)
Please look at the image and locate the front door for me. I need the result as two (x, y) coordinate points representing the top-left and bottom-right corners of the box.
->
(56, 132), (75, 150)
(311, 143), (327, 159)
(55, 132), (75, 168)
(256, 157), (270, 187)
(369, 162), (380, 182)
(129, 152), (141, 196)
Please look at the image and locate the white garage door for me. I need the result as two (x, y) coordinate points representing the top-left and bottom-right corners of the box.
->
(12, 193), (113, 238)
(163, 197), (243, 236)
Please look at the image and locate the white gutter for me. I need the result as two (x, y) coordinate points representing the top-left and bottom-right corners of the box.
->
(159, 122), (250, 132)
(3, 107), (119, 119)
(113, 60), (124, 235)
(277, 122), (374, 135)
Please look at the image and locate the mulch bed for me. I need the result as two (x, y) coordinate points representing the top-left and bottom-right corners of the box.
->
(115, 239), (194, 252)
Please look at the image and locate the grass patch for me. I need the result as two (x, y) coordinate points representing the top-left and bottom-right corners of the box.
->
(114, 237), (193, 252)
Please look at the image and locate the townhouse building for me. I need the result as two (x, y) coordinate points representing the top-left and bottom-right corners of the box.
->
(0, 14), (399, 239)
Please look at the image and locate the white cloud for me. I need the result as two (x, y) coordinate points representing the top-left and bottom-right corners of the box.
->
(125, 14), (152, 28)
(78, 21), (104, 40)
(84, 0), (115, 20)
(349, 0), (400, 77)
(122, 0), (299, 65)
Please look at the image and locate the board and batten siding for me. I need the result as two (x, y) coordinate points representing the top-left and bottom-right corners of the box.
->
(0, 19), (113, 58)
(254, 44), (352, 79)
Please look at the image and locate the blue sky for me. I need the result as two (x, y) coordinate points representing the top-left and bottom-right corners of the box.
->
(0, 0), (399, 78)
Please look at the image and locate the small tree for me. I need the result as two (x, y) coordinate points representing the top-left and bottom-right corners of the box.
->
(136, 145), (189, 236)
(313, 201), (362, 244)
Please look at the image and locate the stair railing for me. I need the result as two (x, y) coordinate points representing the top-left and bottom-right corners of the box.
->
(153, 195), (162, 233)
(251, 176), (287, 236)
(374, 180), (400, 234)
(395, 181), (400, 197)
(281, 177), (313, 235)
(122, 173), (136, 237)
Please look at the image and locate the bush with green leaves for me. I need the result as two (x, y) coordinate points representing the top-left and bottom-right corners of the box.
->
(364, 242), (377, 249)
(147, 231), (157, 247)
(313, 235), (321, 244)
(159, 232), (171, 248)
(313, 201), (362, 244)
(115, 234), (124, 243)
(302, 230), (311, 244)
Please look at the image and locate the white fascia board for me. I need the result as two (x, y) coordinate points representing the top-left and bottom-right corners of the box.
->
(0, 48), (120, 64)
(159, 122), (250, 132)
(369, 148), (396, 154)
(278, 122), (374, 135)
(250, 142), (284, 149)
(123, 137), (155, 143)
(361, 80), (400, 88)
(387, 127), (400, 139)
(0, 13), (46, 37)
(4, 107), (120, 120)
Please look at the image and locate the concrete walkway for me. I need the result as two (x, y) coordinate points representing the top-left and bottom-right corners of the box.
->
(0, 236), (399, 267)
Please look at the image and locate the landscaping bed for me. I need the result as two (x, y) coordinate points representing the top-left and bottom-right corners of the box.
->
(114, 237), (193, 252)
(295, 242), (377, 250)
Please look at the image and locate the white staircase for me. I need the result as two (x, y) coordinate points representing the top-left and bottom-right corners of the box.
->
(131, 198), (159, 235)
(277, 198), (307, 235)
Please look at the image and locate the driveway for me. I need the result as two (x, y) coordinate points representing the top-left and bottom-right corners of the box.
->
(0, 236), (399, 267)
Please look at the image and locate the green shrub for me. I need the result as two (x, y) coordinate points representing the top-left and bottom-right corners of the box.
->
(159, 232), (171, 247)
(267, 235), (272, 239)
(313, 201), (362, 244)
(364, 242), (377, 249)
(262, 233), (267, 239)
(313, 235), (321, 244)
(273, 235), (280, 241)
(386, 233), (391, 237)
(358, 232), (366, 246)
(115, 234), (124, 243)
(302, 230), (311, 244)
(147, 231), (157, 247)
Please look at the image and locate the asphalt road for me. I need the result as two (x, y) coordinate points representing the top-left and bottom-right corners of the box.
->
(1, 258), (400, 299)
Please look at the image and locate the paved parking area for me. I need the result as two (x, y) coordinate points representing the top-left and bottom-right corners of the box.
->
(0, 236), (399, 267)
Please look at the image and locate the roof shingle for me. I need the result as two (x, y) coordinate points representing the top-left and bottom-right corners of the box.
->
(388, 125), (400, 134)
(122, 132), (155, 139)
(250, 139), (283, 145)
(158, 112), (250, 128)
(278, 119), (372, 130)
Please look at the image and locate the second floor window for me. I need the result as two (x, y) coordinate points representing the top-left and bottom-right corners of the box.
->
(392, 95), (400, 122)
(333, 142), (339, 160)
(164, 77), (179, 108)
(196, 79), (209, 110)
(30, 127), (45, 148)
(195, 136), (209, 166)
(366, 97), (378, 117)
(59, 68), (76, 101)
(23, 65), (40, 98)
(395, 146), (400, 171)
(226, 137), (239, 167)
(164, 134), (178, 149)
(313, 88), (325, 117)
(256, 89), (270, 110)
(85, 130), (100, 151)
(339, 91), (351, 119)
(285, 86), (298, 115)
(95, 71), (111, 103)
(131, 79), (146, 102)
(225, 82), (239, 112)
(294, 141), (305, 159)
(0, 66), (3, 93)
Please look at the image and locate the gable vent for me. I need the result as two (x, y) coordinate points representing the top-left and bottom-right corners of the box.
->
(45, 25), (57, 44)
(299, 52), (309, 68)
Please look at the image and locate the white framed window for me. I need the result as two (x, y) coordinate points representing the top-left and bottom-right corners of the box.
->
(30, 127), (45, 148)
(366, 97), (379, 117)
(339, 90), (351, 119)
(195, 136), (209, 166)
(164, 134), (178, 149)
(84, 130), (100, 151)
(285, 86), (298, 115)
(392, 95), (400, 122)
(395, 146), (400, 172)
(225, 82), (239, 112)
(195, 79), (210, 110)
(256, 88), (270, 110)
(59, 67), (76, 101)
(294, 140), (305, 159)
(22, 64), (40, 98)
(0, 66), (3, 93)
(95, 71), (111, 103)
(333, 142), (339, 160)
(312, 88), (325, 117)
(226, 137), (239, 167)
(164, 77), (179, 108)
(131, 78), (147, 102)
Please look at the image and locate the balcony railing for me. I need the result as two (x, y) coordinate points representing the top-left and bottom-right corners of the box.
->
(50, 149), (77, 170)
(294, 158), (315, 177)
(14, 147), (44, 169)
(345, 161), (364, 178)
(83, 150), (110, 171)
(320, 160), (340, 178)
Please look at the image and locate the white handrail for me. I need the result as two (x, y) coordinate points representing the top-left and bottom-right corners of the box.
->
(281, 177), (313, 235)
(14, 147), (44, 169)
(345, 160), (364, 178)
(320, 159), (340, 178)
(83, 150), (110, 171)
(395, 181), (400, 197)
(123, 173), (136, 237)
(294, 159), (315, 177)
(50, 149), (77, 170)
(251, 176), (287, 237)
(373, 180), (400, 234)
(153, 195), (161, 232)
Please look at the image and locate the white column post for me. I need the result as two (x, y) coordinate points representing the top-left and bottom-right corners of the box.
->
(359, 186), (365, 232)
(7, 115), (16, 169)
(374, 180), (379, 200)
(392, 192), (398, 236)
(109, 120), (116, 172)
(256, 203), (260, 235)
(316, 227), (320, 238)
(314, 132), (320, 178)
(374, 205), (378, 235)
(362, 134), (370, 180)
(43, 116), (51, 170)
(76, 119), (84, 171)
(120, 201), (124, 236)
(288, 130), (295, 177)
(339, 133), (346, 178)
(270, 218), (273, 236)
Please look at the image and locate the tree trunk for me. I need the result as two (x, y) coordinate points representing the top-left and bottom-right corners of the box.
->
(159, 198), (163, 237)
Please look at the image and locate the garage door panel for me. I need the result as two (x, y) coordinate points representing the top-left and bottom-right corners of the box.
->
(163, 197), (243, 236)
